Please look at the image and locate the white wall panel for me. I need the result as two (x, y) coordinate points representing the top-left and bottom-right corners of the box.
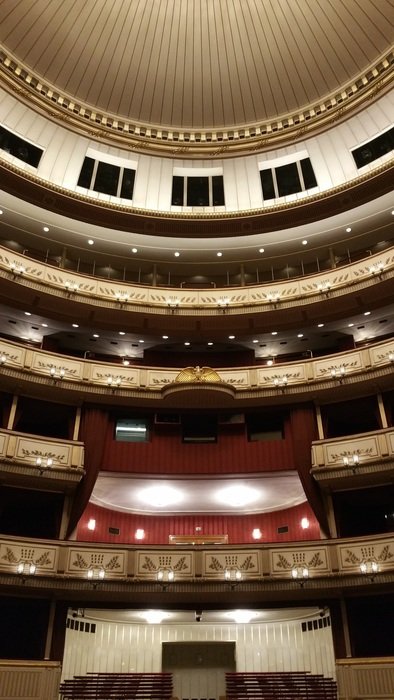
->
(1, 89), (392, 214)
(61, 616), (336, 684)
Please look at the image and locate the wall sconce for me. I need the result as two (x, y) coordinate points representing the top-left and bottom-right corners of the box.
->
(87, 519), (96, 531)
(167, 297), (180, 310)
(17, 561), (36, 577)
(218, 297), (230, 311)
(388, 352), (394, 362)
(35, 456), (53, 473)
(157, 568), (174, 588)
(65, 280), (79, 292)
(252, 528), (262, 540)
(0, 354), (6, 364)
(267, 292), (280, 304)
(115, 291), (130, 303)
(291, 565), (309, 584)
(87, 566), (105, 584)
(342, 454), (360, 467)
(224, 567), (242, 587)
(10, 262), (25, 275)
(317, 281), (331, 295)
(330, 366), (346, 382)
(49, 366), (66, 380)
(273, 375), (288, 390)
(135, 528), (145, 540)
(300, 517), (310, 530)
(360, 560), (378, 577)
(107, 375), (122, 387)
(369, 262), (384, 276)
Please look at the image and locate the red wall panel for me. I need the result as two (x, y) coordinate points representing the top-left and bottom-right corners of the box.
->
(77, 501), (320, 545)
(101, 425), (294, 474)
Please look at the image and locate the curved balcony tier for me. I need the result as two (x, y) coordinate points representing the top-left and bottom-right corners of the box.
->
(0, 336), (393, 408)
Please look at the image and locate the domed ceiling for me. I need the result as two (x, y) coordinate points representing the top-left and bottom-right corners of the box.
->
(1, 0), (393, 131)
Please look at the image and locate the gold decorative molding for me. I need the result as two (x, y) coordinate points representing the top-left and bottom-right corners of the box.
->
(174, 366), (222, 383)
(1, 48), (393, 158)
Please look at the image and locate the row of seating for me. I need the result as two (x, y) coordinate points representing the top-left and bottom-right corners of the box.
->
(225, 671), (337, 699)
(59, 672), (173, 699)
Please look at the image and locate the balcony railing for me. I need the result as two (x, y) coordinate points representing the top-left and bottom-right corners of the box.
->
(0, 336), (393, 403)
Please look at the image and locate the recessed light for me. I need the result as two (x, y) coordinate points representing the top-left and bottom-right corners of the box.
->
(345, 227), (352, 233)
(252, 339), (259, 343)
(364, 311), (371, 316)
(0, 210), (3, 215)
(24, 311), (31, 316)
(297, 333), (304, 338)
(88, 239), (94, 245)
(348, 323), (354, 327)
(139, 339), (144, 343)
(131, 247), (138, 253)
(41, 323), (48, 328)
(259, 248), (265, 253)
(184, 341), (190, 346)
(162, 335), (168, 339)
(228, 335), (235, 339)
(217, 252), (223, 257)
(271, 331), (278, 336)
(72, 323), (79, 328)
(302, 239), (308, 245)
(43, 226), (49, 232)
(207, 342), (213, 346)
(317, 323), (324, 328)
(119, 331), (125, 335)
(93, 333), (99, 338)
(174, 251), (180, 257)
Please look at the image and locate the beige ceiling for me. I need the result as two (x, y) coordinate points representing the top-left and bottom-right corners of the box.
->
(1, 0), (393, 131)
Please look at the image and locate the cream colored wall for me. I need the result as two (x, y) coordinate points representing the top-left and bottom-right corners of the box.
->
(61, 615), (336, 682)
(0, 88), (393, 213)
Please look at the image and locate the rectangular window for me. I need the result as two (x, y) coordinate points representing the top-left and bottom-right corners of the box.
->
(171, 175), (184, 205)
(352, 127), (394, 168)
(77, 157), (95, 188)
(182, 415), (217, 443)
(300, 157), (317, 189)
(260, 169), (276, 200)
(115, 418), (149, 442)
(172, 175), (225, 206)
(187, 176), (210, 206)
(276, 162), (301, 196)
(247, 414), (285, 441)
(0, 125), (43, 168)
(212, 175), (225, 205)
(94, 161), (120, 196)
(120, 168), (135, 199)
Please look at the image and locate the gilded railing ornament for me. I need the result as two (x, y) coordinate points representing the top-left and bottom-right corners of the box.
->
(174, 366), (222, 383)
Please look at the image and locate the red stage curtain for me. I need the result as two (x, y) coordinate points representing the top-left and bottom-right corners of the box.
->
(290, 404), (329, 535)
(67, 406), (109, 537)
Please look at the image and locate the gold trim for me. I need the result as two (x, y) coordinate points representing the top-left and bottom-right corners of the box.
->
(0, 48), (393, 158)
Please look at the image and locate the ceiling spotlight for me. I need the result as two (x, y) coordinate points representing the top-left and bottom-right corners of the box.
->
(271, 331), (278, 336)
(302, 239), (308, 245)
(252, 339), (259, 344)
(24, 311), (31, 316)
(93, 333), (99, 338)
(229, 335), (235, 340)
(162, 335), (169, 339)
(207, 341), (213, 346)
(317, 323), (324, 328)
(43, 226), (49, 232)
(72, 323), (79, 328)
(364, 311), (371, 316)
(184, 341), (190, 346)
(348, 323), (354, 327)
(217, 251), (223, 257)
(174, 251), (180, 257)
(345, 227), (352, 233)
(88, 239), (94, 245)
(119, 331), (125, 335)
(131, 247), (138, 253)
(0, 209), (3, 215)
(259, 248), (265, 253)
(41, 323), (48, 328)
(297, 333), (304, 338)
(139, 339), (144, 343)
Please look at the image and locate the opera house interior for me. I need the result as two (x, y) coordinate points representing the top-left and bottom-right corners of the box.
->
(0, 1), (393, 699)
